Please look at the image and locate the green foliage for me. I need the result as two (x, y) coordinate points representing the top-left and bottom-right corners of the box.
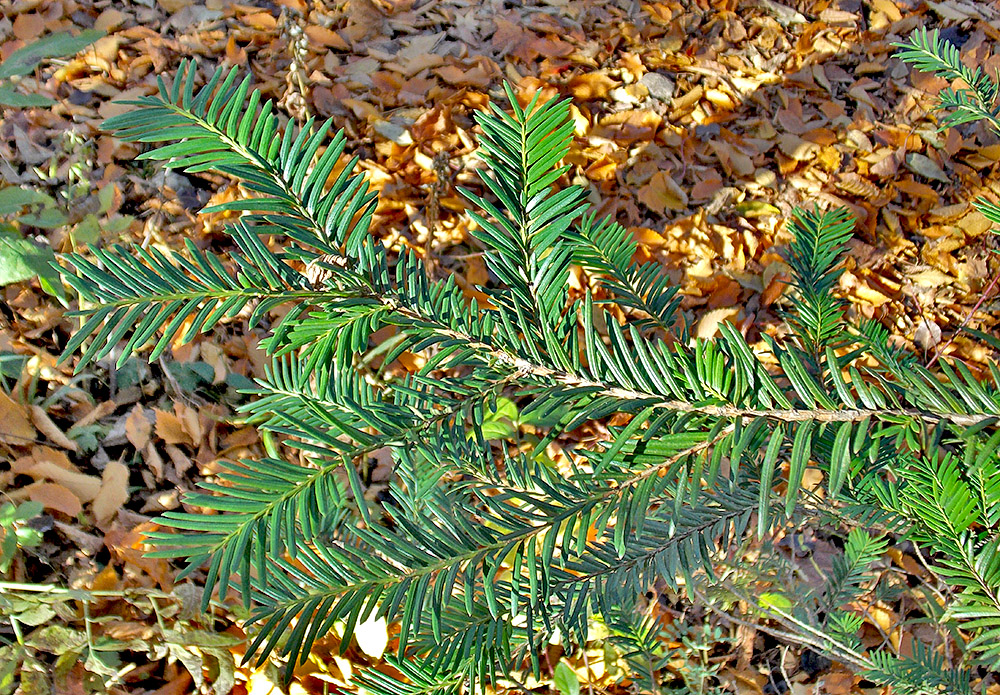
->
(0, 501), (43, 575)
(820, 529), (889, 645)
(781, 206), (854, 358)
(0, 30), (103, 107)
(893, 28), (1000, 227)
(54, 44), (1000, 694)
(605, 609), (731, 695)
(0, 224), (62, 298)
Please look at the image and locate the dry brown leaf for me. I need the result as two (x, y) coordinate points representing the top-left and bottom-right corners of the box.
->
(696, 307), (739, 339)
(242, 12), (277, 30)
(465, 256), (489, 287)
(691, 176), (723, 200)
(0, 389), (35, 446)
(852, 283), (892, 307)
(914, 319), (942, 350)
(631, 227), (668, 249)
(305, 25), (350, 50)
(905, 153), (950, 184)
(29, 406), (78, 452)
(638, 171), (688, 213)
(834, 173), (881, 199)
(26, 461), (101, 502)
(154, 408), (193, 446)
(143, 442), (166, 480)
(126, 405), (153, 449)
(157, 0), (188, 13)
(776, 133), (818, 161)
(12, 13), (45, 41)
(821, 670), (856, 695)
(592, 110), (661, 144)
(870, 147), (905, 177)
(958, 210), (994, 237)
(93, 461), (130, 525)
(28, 482), (82, 517)
(94, 9), (128, 33)
(894, 178), (939, 201)
(567, 72), (618, 100)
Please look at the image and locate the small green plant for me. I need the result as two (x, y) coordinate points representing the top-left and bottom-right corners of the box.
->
(0, 501), (43, 575)
(605, 610), (731, 695)
(0, 29), (110, 300)
(52, 34), (1000, 694)
(893, 28), (1000, 224)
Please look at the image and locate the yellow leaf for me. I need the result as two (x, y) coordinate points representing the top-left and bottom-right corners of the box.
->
(696, 307), (739, 339)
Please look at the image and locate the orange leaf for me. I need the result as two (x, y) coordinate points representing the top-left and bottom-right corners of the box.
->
(0, 390), (35, 446)
(638, 171), (688, 213)
(28, 482), (82, 517)
(126, 405), (153, 449)
(566, 72), (618, 100)
(30, 405), (79, 452)
(154, 408), (193, 446)
(305, 25), (350, 50)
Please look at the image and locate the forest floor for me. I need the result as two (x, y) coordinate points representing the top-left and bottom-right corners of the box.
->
(1, 0), (1000, 693)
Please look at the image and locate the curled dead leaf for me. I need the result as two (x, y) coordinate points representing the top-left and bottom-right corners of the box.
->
(93, 461), (130, 525)
(30, 406), (79, 452)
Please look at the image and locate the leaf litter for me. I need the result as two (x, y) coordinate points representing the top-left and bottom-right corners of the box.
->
(0, 0), (999, 692)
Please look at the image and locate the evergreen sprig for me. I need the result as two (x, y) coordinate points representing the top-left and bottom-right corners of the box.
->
(55, 42), (1000, 693)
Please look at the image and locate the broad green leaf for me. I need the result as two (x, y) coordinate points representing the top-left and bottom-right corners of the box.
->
(0, 85), (52, 107)
(734, 200), (781, 218)
(0, 231), (61, 297)
(479, 396), (520, 439)
(0, 187), (51, 216)
(759, 592), (793, 611)
(18, 207), (69, 229)
(553, 660), (581, 695)
(13, 500), (43, 521)
(0, 30), (104, 79)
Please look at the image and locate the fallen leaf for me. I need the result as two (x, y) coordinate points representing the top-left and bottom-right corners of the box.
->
(30, 405), (79, 452)
(905, 153), (950, 184)
(304, 25), (350, 50)
(25, 461), (101, 502)
(157, 0), (188, 13)
(12, 13), (45, 41)
(28, 482), (82, 517)
(93, 462), (130, 525)
(354, 615), (388, 659)
(0, 389), (35, 445)
(914, 319), (942, 350)
(154, 407), (193, 446)
(566, 72), (618, 100)
(125, 405), (153, 449)
(821, 670), (856, 695)
(638, 171), (688, 213)
(777, 133), (818, 161)
(696, 307), (739, 339)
